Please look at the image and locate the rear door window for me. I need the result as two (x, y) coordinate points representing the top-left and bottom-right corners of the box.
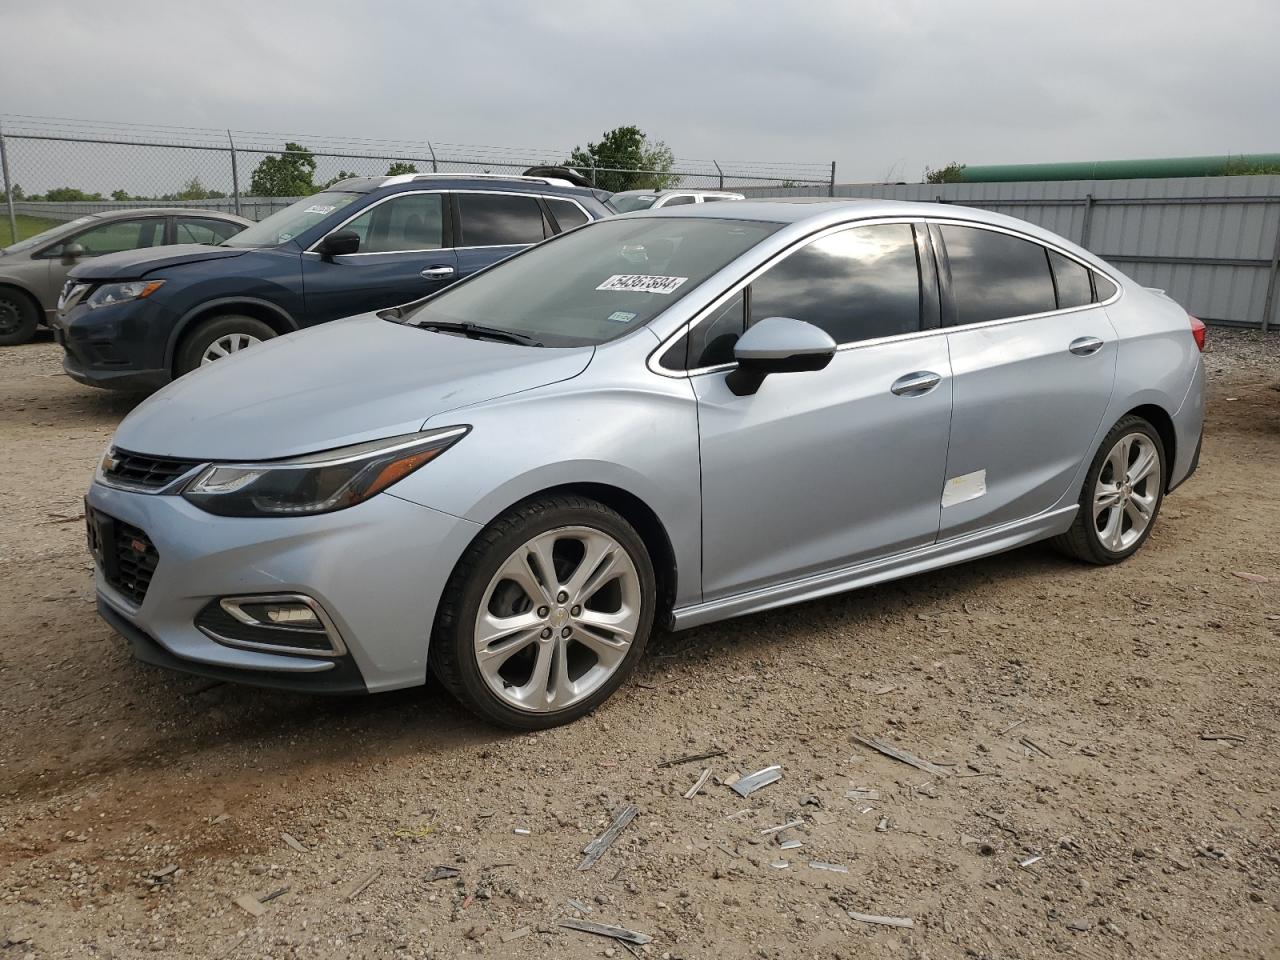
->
(176, 217), (244, 245)
(940, 225), (1057, 325)
(1048, 250), (1092, 310)
(457, 193), (546, 246)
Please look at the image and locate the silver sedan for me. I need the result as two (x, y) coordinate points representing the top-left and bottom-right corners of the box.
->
(86, 199), (1205, 728)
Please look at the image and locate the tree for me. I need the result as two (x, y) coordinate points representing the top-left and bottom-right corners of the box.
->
(176, 177), (210, 201)
(40, 187), (105, 202)
(111, 189), (132, 201)
(0, 183), (23, 202)
(566, 125), (678, 192)
(249, 142), (317, 197)
(322, 169), (360, 188)
(386, 161), (418, 176)
(925, 161), (966, 184)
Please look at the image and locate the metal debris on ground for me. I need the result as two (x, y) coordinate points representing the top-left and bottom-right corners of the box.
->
(998, 719), (1027, 735)
(1200, 731), (1246, 743)
(809, 861), (849, 873)
(567, 898), (592, 914)
(768, 859), (790, 869)
(578, 804), (638, 871)
(716, 843), (741, 858)
(656, 748), (726, 768)
(340, 870), (380, 901)
(683, 767), (713, 799)
(501, 927), (531, 943)
(427, 866), (460, 882)
(724, 809), (754, 821)
(1019, 855), (1044, 868)
(148, 864), (179, 880)
(853, 735), (951, 777)
(232, 893), (266, 917)
(280, 832), (307, 854)
(512, 827), (531, 836)
(732, 765), (783, 797)
(845, 788), (882, 802)
(876, 816), (891, 833)
(1019, 736), (1054, 758)
(559, 918), (653, 945)
(849, 910), (914, 928)
(259, 886), (290, 903)
(759, 819), (804, 836)
(874, 684), (896, 695)
(779, 839), (803, 850)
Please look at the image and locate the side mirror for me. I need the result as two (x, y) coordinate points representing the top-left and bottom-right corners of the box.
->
(61, 242), (85, 264)
(316, 230), (360, 258)
(727, 316), (836, 396)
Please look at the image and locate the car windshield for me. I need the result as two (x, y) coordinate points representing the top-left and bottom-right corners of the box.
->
(401, 216), (780, 347)
(608, 194), (659, 213)
(221, 192), (363, 248)
(1, 216), (96, 255)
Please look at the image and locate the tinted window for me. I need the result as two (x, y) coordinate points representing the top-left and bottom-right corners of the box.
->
(458, 193), (545, 246)
(749, 223), (922, 344)
(405, 217), (778, 347)
(941, 225), (1056, 325)
(343, 193), (444, 253)
(547, 198), (589, 231)
(687, 291), (746, 367)
(1093, 273), (1118, 301)
(700, 195), (726, 203)
(661, 195), (696, 207)
(46, 218), (164, 257)
(1048, 250), (1092, 309)
(176, 218), (243, 245)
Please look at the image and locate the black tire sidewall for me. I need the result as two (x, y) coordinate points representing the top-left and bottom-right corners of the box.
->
(438, 500), (656, 730)
(1080, 417), (1166, 562)
(175, 315), (276, 376)
(0, 289), (39, 346)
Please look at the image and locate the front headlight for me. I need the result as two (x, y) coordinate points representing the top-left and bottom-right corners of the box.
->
(85, 280), (165, 310)
(181, 427), (468, 517)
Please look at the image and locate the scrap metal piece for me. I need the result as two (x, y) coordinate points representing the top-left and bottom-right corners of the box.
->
(656, 749), (726, 768)
(768, 859), (790, 869)
(233, 893), (266, 917)
(1019, 855), (1044, 868)
(849, 910), (914, 928)
(578, 804), (638, 871)
(1019, 736), (1054, 759)
(845, 788), (882, 802)
(683, 767), (713, 799)
(760, 819), (804, 836)
(559, 918), (653, 945)
(341, 869), (380, 901)
(779, 839), (803, 850)
(809, 861), (849, 873)
(427, 866), (460, 882)
(281, 832), (307, 854)
(732, 765), (782, 797)
(853, 735), (951, 777)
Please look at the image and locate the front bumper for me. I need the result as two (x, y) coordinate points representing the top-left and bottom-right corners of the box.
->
(55, 300), (172, 392)
(88, 479), (481, 693)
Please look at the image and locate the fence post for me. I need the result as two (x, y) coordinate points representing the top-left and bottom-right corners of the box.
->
(1262, 211), (1280, 334)
(829, 161), (836, 197)
(1080, 193), (1096, 249)
(0, 123), (17, 243)
(427, 141), (438, 173)
(227, 130), (241, 218)
(713, 160), (723, 190)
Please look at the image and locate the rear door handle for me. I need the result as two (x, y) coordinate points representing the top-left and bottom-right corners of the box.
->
(421, 265), (456, 279)
(1069, 336), (1104, 356)
(890, 371), (942, 396)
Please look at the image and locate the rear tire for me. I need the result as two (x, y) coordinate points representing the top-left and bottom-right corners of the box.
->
(174, 315), (276, 376)
(0, 287), (40, 346)
(1054, 415), (1165, 565)
(430, 494), (656, 730)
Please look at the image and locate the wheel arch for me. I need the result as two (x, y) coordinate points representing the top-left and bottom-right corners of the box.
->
(166, 297), (299, 374)
(0, 281), (43, 317)
(1124, 403), (1176, 490)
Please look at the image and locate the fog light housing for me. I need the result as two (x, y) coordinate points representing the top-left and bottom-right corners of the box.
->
(195, 594), (346, 657)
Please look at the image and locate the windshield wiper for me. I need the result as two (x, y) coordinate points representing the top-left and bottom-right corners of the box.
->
(414, 320), (543, 347)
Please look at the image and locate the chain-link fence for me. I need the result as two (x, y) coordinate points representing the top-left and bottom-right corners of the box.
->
(0, 115), (835, 233)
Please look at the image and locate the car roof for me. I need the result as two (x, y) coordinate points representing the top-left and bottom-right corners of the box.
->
(611, 188), (742, 198)
(327, 173), (606, 199)
(86, 207), (251, 223)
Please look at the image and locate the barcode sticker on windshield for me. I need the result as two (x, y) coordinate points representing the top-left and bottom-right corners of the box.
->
(596, 274), (689, 295)
(304, 204), (336, 215)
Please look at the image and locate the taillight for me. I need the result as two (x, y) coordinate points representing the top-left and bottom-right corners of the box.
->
(1188, 315), (1206, 352)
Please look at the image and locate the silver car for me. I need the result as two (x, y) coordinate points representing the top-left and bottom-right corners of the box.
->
(86, 199), (1205, 729)
(609, 189), (746, 213)
(0, 208), (250, 344)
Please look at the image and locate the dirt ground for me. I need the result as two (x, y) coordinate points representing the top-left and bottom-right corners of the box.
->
(0, 330), (1277, 960)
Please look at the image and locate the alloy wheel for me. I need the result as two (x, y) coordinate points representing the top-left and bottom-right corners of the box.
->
(200, 332), (261, 364)
(1092, 433), (1161, 552)
(0, 298), (20, 337)
(473, 525), (642, 714)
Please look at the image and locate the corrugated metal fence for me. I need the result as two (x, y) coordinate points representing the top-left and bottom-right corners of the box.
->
(738, 176), (1280, 331)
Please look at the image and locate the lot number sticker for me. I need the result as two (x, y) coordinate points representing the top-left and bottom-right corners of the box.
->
(596, 274), (689, 295)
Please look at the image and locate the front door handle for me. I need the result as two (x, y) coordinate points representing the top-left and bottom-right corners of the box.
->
(890, 371), (942, 396)
(421, 265), (456, 279)
(1069, 336), (1104, 356)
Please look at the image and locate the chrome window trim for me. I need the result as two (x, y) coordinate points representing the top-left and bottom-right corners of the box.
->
(305, 189), (591, 257)
(201, 593), (348, 658)
(646, 214), (1124, 380)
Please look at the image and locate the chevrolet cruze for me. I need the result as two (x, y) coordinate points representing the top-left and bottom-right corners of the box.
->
(86, 199), (1205, 729)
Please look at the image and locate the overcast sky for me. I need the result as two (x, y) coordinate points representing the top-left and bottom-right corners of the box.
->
(3, 0), (1279, 187)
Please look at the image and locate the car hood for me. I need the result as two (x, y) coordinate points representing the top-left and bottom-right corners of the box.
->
(69, 244), (253, 280)
(111, 313), (594, 460)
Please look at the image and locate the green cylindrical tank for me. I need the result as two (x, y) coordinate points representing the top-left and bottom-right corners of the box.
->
(958, 154), (1280, 182)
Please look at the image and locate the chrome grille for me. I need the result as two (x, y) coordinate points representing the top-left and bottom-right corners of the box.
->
(103, 448), (201, 491)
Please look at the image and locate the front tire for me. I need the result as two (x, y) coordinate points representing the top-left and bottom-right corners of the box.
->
(1054, 415), (1165, 565)
(0, 287), (40, 346)
(430, 494), (656, 730)
(174, 315), (276, 376)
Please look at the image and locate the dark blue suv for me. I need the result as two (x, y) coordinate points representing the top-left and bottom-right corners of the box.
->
(54, 174), (613, 391)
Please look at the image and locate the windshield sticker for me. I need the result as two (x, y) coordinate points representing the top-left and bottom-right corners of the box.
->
(607, 310), (637, 324)
(277, 233), (294, 242)
(596, 274), (689, 295)
(303, 204), (336, 215)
